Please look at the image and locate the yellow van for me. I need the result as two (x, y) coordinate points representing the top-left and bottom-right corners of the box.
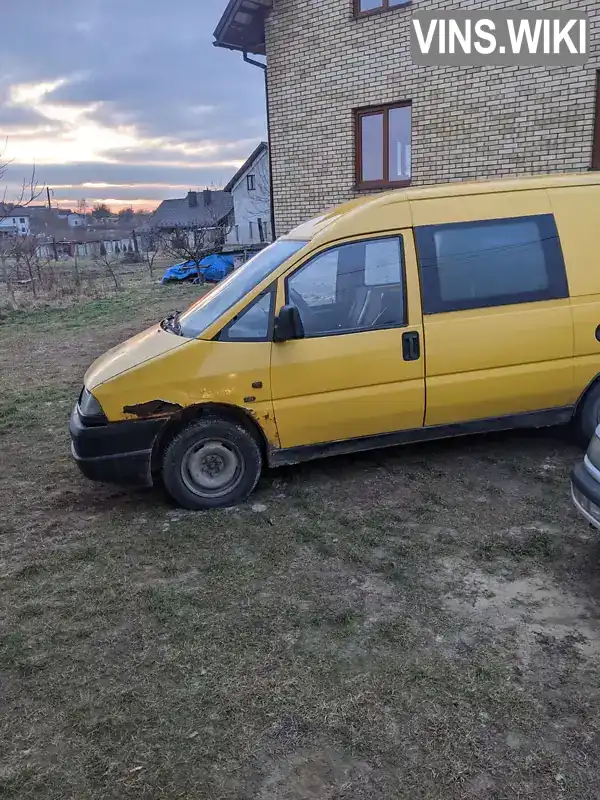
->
(70, 173), (600, 509)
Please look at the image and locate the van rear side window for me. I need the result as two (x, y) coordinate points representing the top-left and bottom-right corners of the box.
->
(415, 214), (568, 314)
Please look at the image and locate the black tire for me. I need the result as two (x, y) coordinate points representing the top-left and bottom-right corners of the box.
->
(161, 416), (262, 510)
(575, 382), (600, 446)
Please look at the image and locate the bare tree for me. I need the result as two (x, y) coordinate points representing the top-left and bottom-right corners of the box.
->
(72, 247), (82, 294)
(140, 233), (160, 278)
(96, 245), (121, 292)
(9, 235), (53, 298)
(154, 212), (233, 280)
(0, 240), (17, 310)
(92, 202), (111, 220)
(0, 152), (45, 309)
(118, 206), (135, 223)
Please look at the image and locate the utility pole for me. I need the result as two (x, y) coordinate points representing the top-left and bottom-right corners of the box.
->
(46, 186), (52, 209)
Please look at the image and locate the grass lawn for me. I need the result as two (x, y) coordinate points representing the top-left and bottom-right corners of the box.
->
(1, 277), (600, 799)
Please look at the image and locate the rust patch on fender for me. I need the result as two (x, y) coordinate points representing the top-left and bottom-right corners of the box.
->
(123, 399), (183, 418)
(246, 406), (280, 449)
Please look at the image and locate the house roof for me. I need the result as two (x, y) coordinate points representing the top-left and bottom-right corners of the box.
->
(224, 142), (268, 193)
(3, 208), (33, 217)
(213, 0), (271, 55)
(144, 190), (233, 230)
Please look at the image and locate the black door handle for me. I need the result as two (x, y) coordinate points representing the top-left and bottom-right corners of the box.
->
(402, 331), (420, 361)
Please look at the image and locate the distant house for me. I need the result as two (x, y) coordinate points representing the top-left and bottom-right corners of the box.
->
(67, 213), (86, 228)
(138, 189), (233, 256)
(0, 209), (31, 238)
(144, 189), (233, 235)
(224, 142), (272, 251)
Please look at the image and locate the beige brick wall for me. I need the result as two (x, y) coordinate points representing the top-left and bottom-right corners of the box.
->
(265, 0), (600, 236)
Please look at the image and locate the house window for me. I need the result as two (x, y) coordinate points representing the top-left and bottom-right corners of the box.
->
(247, 174), (256, 191)
(257, 218), (265, 243)
(19, 218), (25, 224)
(355, 102), (411, 189)
(415, 214), (569, 315)
(592, 70), (600, 170)
(355, 0), (409, 18)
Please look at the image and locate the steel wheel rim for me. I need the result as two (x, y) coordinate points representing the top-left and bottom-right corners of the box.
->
(180, 439), (243, 498)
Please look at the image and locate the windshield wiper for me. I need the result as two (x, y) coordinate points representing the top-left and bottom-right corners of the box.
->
(161, 310), (182, 336)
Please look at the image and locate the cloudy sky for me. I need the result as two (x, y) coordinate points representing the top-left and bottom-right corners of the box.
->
(0, 0), (266, 211)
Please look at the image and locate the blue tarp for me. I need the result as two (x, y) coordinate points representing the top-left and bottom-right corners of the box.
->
(161, 253), (235, 284)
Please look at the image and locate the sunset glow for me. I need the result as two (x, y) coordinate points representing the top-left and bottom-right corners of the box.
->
(1, 2), (266, 210)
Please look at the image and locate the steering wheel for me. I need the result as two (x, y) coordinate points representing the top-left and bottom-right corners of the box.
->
(289, 287), (313, 321)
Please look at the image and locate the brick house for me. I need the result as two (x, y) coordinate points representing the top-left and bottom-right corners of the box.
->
(214, 0), (600, 237)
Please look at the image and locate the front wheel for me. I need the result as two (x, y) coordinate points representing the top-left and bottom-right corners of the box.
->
(162, 417), (262, 510)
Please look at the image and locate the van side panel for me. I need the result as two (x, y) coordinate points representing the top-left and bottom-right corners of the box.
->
(94, 340), (281, 447)
(411, 190), (575, 427)
(421, 302), (574, 425)
(548, 186), (600, 299)
(549, 186), (600, 398)
(570, 296), (600, 399)
(410, 188), (551, 229)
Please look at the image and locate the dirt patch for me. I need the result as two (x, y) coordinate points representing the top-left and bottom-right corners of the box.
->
(255, 747), (378, 800)
(1, 283), (600, 798)
(442, 559), (600, 663)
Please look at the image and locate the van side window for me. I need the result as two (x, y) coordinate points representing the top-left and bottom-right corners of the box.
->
(415, 214), (568, 314)
(286, 236), (406, 338)
(289, 249), (338, 307)
(365, 238), (402, 285)
(217, 290), (274, 342)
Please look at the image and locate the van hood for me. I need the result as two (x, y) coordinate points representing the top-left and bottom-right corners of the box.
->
(84, 324), (191, 390)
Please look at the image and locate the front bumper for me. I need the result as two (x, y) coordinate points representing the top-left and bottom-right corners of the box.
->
(571, 460), (600, 530)
(69, 406), (166, 487)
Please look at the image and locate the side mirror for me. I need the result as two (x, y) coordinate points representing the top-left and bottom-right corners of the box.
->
(273, 304), (305, 342)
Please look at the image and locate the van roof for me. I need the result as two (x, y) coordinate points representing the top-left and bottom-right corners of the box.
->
(282, 171), (600, 243)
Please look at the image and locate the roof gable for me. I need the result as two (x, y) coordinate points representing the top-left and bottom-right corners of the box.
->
(224, 142), (268, 193)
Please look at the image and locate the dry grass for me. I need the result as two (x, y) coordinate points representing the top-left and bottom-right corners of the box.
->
(1, 276), (600, 798)
(0, 257), (175, 314)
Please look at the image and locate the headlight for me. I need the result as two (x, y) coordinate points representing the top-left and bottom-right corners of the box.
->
(78, 388), (106, 421)
(586, 430), (600, 471)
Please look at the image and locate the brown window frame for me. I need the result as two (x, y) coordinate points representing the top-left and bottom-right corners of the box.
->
(354, 101), (412, 190)
(354, 0), (410, 19)
(592, 70), (600, 170)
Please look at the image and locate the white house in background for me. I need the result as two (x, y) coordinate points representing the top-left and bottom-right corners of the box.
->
(224, 142), (272, 251)
(67, 213), (86, 228)
(0, 210), (31, 237)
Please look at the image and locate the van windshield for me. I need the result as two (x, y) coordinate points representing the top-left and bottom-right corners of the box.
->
(177, 239), (308, 339)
